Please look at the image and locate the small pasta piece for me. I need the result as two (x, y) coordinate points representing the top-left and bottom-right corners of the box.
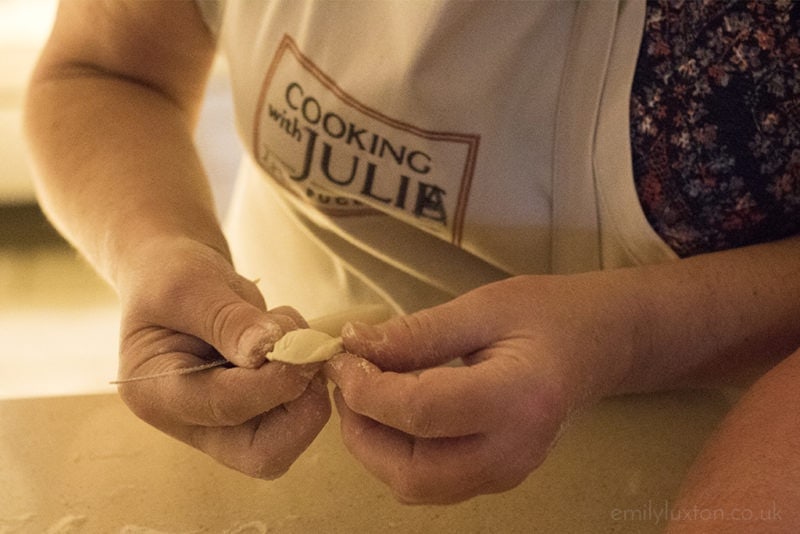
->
(266, 329), (344, 364)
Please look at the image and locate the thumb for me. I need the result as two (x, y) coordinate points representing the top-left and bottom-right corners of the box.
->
(341, 293), (496, 372)
(119, 238), (308, 369)
(193, 277), (307, 368)
(140, 271), (303, 369)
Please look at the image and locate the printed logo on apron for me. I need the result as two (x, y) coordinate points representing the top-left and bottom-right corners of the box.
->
(252, 34), (479, 245)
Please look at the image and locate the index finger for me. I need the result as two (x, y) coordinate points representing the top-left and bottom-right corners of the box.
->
(325, 352), (520, 438)
(119, 356), (320, 428)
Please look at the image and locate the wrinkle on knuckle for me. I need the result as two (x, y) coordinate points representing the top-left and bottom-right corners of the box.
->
(397, 313), (433, 343)
(396, 312), (441, 362)
(405, 397), (437, 437)
(395, 374), (439, 437)
(205, 391), (242, 427)
(226, 274), (255, 297)
(119, 324), (156, 356)
(206, 300), (244, 350)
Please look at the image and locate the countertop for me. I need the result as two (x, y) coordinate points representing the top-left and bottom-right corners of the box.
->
(0, 388), (736, 533)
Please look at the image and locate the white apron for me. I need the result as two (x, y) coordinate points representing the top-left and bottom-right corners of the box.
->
(199, 0), (677, 317)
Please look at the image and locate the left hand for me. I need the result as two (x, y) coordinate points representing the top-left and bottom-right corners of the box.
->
(115, 237), (331, 479)
(325, 274), (639, 504)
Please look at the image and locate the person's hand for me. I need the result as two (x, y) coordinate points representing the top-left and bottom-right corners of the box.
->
(325, 274), (640, 503)
(115, 237), (331, 478)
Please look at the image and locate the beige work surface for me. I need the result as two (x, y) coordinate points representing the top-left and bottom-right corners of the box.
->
(0, 389), (736, 533)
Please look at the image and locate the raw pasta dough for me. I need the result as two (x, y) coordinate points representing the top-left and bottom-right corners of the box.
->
(266, 304), (394, 364)
(266, 329), (344, 364)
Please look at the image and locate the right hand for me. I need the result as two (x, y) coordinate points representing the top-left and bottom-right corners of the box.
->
(114, 237), (331, 478)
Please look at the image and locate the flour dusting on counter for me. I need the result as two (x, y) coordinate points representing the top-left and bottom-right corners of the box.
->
(44, 515), (87, 534)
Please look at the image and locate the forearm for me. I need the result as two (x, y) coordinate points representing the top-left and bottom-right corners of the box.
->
(25, 71), (226, 286)
(603, 236), (800, 394)
(666, 346), (800, 533)
(23, 0), (223, 288)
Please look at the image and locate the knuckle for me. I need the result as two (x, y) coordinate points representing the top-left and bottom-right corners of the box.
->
(280, 377), (310, 404)
(227, 275), (266, 309)
(405, 398), (437, 437)
(240, 436), (318, 481)
(116, 383), (167, 427)
(394, 312), (441, 362)
(205, 392), (245, 426)
(240, 457), (293, 481)
(116, 384), (148, 418)
(206, 300), (244, 349)
(396, 312), (432, 341)
(125, 263), (197, 313)
(337, 374), (370, 413)
(268, 305), (307, 328)
(390, 469), (435, 504)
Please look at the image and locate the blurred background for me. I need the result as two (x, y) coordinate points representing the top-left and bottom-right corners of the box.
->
(0, 0), (241, 398)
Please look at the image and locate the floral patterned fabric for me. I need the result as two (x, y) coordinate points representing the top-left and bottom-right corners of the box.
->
(630, 0), (800, 257)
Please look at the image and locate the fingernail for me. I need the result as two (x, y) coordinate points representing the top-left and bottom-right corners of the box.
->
(342, 321), (384, 343)
(238, 322), (283, 366)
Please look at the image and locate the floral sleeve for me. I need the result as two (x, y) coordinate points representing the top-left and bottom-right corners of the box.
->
(630, 0), (800, 257)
